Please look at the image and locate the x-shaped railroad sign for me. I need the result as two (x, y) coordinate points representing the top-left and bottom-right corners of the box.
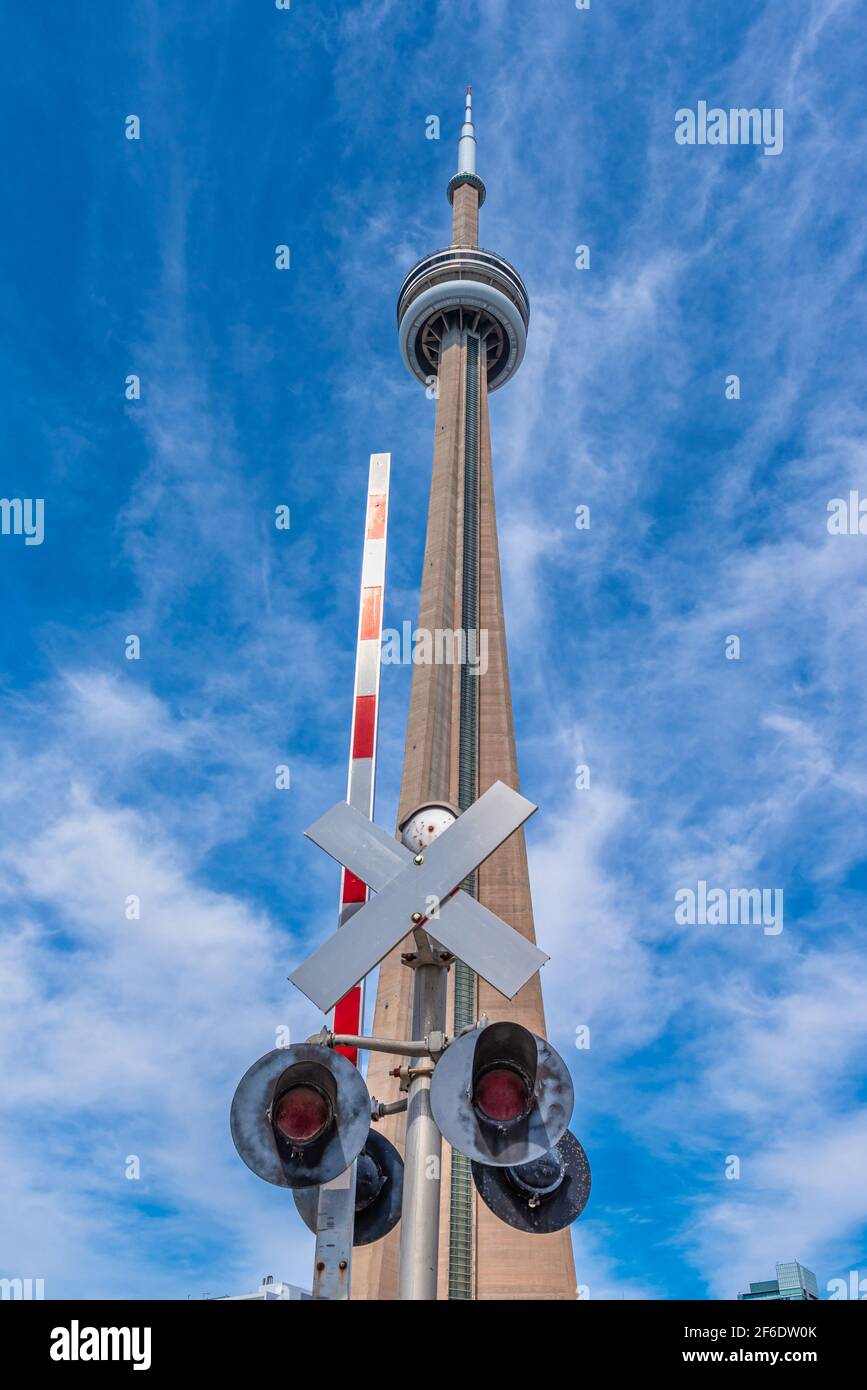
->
(289, 781), (549, 1013)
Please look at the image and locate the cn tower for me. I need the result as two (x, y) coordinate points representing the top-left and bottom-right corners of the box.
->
(353, 92), (577, 1301)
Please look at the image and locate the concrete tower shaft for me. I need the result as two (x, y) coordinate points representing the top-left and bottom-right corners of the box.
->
(352, 93), (577, 1302)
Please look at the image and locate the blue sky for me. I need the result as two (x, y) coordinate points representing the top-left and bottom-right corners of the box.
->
(1, 0), (866, 1301)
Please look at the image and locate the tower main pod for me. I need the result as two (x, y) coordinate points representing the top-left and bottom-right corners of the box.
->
(353, 93), (577, 1300)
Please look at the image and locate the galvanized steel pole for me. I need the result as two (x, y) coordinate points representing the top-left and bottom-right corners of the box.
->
(398, 948), (448, 1300)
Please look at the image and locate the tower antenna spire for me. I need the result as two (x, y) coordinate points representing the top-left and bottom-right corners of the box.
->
(446, 86), (486, 224)
(457, 84), (477, 175)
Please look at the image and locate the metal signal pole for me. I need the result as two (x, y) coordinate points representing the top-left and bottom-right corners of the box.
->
(398, 935), (449, 1300)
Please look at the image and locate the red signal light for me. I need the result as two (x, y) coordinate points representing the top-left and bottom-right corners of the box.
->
(473, 1065), (531, 1123)
(274, 1085), (332, 1144)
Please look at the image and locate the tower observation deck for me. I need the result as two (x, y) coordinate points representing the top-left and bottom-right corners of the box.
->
(353, 91), (577, 1303)
(396, 91), (530, 391)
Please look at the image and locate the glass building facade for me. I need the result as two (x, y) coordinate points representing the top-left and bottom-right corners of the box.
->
(738, 1261), (819, 1301)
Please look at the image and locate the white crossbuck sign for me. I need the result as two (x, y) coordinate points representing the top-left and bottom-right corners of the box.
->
(289, 781), (549, 1013)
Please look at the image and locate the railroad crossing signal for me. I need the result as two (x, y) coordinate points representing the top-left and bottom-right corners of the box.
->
(429, 1020), (573, 1167)
(293, 1130), (404, 1247)
(232, 778), (591, 1294)
(230, 1044), (371, 1190)
(288, 780), (549, 1013)
(429, 1020), (590, 1236)
(472, 1129), (592, 1235)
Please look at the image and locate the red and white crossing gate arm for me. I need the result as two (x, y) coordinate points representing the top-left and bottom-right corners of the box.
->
(332, 452), (390, 1062)
(312, 453), (390, 1302)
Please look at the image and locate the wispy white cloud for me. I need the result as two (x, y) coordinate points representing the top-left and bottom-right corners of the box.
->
(0, 673), (324, 1297)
